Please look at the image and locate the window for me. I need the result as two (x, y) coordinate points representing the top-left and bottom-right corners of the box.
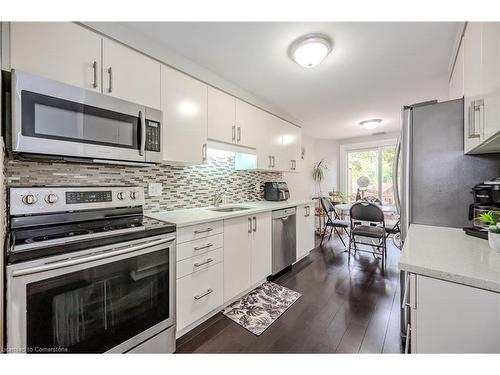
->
(341, 140), (396, 204)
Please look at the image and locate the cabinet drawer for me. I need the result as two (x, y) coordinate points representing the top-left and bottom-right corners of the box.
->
(176, 262), (223, 331)
(176, 233), (223, 261)
(177, 248), (223, 279)
(177, 221), (223, 244)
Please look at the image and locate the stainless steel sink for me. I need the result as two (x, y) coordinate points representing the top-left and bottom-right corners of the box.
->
(208, 206), (251, 212)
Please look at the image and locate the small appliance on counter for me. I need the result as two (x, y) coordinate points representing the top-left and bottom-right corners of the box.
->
(264, 182), (290, 201)
(464, 178), (500, 239)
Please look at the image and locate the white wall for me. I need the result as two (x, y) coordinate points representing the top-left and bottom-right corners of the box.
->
(283, 136), (340, 200)
(338, 131), (400, 145)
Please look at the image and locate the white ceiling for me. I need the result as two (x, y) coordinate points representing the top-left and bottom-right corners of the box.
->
(121, 22), (460, 140)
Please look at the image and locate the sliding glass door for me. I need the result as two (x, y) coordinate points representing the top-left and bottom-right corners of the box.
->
(346, 145), (396, 204)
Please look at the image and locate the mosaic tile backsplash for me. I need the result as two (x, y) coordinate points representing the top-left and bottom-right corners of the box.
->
(5, 150), (283, 213)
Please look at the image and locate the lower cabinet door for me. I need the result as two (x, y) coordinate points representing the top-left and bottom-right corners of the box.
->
(251, 212), (272, 284)
(223, 216), (252, 302)
(296, 204), (315, 260)
(176, 263), (223, 332)
(415, 275), (500, 353)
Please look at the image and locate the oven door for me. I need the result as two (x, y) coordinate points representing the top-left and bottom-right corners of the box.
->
(6, 234), (176, 353)
(12, 69), (151, 163)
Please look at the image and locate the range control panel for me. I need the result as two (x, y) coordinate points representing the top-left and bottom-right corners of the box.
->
(10, 186), (144, 216)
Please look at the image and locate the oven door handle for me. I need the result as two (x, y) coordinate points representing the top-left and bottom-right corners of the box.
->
(11, 236), (175, 278)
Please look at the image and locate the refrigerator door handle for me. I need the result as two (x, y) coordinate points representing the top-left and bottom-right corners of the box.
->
(393, 136), (401, 215)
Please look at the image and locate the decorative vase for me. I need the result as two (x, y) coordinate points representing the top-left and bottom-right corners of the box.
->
(488, 230), (500, 252)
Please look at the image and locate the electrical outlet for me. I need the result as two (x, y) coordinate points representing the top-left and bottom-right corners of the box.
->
(148, 183), (162, 197)
(255, 182), (261, 193)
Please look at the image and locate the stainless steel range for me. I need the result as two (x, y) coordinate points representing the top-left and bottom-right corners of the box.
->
(5, 186), (176, 353)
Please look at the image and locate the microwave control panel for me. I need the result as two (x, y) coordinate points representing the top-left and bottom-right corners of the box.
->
(145, 120), (161, 152)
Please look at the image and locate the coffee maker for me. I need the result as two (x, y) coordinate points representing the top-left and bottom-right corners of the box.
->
(465, 178), (500, 238)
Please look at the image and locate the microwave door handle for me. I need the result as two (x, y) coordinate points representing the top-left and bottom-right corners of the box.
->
(139, 110), (146, 157)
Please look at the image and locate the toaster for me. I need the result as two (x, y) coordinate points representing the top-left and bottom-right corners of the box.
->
(264, 182), (290, 201)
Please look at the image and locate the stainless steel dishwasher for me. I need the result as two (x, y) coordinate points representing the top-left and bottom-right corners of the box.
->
(271, 207), (297, 276)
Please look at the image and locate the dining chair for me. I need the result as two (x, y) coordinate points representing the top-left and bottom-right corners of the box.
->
(348, 201), (387, 269)
(320, 197), (350, 247)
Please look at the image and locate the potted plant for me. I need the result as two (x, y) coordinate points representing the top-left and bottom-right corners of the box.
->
(312, 160), (328, 197)
(475, 211), (500, 251)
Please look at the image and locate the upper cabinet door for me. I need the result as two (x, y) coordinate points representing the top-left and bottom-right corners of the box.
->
(102, 38), (161, 109)
(10, 22), (102, 92)
(281, 121), (302, 172)
(256, 111), (282, 170)
(207, 87), (236, 144)
(480, 23), (500, 142)
(449, 37), (464, 100)
(161, 65), (208, 165)
(235, 99), (258, 149)
(463, 23), (483, 153)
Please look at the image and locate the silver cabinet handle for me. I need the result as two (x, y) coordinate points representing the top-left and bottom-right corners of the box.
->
(237, 127), (241, 142)
(139, 110), (146, 157)
(194, 288), (213, 300)
(253, 216), (257, 232)
(232, 125), (236, 142)
(92, 61), (98, 89)
(405, 324), (411, 354)
(248, 217), (252, 233)
(272, 156), (275, 168)
(305, 206), (309, 217)
(107, 67), (113, 93)
(194, 258), (213, 267)
(194, 227), (213, 234)
(194, 243), (213, 251)
(202, 143), (207, 162)
(268, 155), (272, 168)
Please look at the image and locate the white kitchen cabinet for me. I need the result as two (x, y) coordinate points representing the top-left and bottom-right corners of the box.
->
(406, 274), (500, 353)
(463, 22), (483, 153)
(223, 212), (272, 302)
(235, 99), (259, 149)
(256, 111), (283, 171)
(161, 65), (208, 165)
(10, 22), (102, 92)
(449, 36), (464, 100)
(102, 38), (161, 109)
(296, 204), (315, 260)
(176, 262), (224, 332)
(207, 86), (236, 145)
(479, 23), (500, 143)
(463, 22), (500, 154)
(250, 212), (272, 284)
(281, 121), (302, 173)
(223, 215), (252, 302)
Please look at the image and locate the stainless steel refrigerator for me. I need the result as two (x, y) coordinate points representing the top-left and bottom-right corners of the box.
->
(395, 97), (500, 344)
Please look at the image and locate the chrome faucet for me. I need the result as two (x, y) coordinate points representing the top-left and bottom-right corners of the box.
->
(213, 191), (224, 207)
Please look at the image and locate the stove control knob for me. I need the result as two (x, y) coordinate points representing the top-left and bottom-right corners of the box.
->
(22, 194), (37, 205)
(130, 191), (137, 200)
(45, 193), (58, 204)
(117, 192), (126, 200)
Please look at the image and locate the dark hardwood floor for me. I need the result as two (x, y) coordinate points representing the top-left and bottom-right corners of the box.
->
(176, 234), (404, 353)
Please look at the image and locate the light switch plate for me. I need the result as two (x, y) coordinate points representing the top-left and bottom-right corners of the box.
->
(148, 183), (162, 197)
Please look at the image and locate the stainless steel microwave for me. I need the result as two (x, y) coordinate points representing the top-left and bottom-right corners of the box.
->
(10, 70), (162, 165)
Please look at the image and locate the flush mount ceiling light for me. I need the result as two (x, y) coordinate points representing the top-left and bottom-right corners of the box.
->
(360, 119), (382, 130)
(289, 33), (332, 68)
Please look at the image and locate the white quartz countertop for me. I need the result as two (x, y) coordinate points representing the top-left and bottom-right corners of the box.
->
(148, 200), (315, 227)
(399, 224), (500, 293)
